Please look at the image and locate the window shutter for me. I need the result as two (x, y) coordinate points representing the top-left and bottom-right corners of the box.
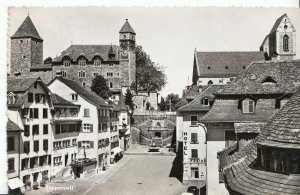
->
(21, 159), (25, 170)
(78, 141), (81, 147)
(48, 155), (51, 165)
(30, 158), (34, 168)
(90, 124), (93, 132)
(243, 100), (249, 113)
(90, 141), (94, 148)
(30, 108), (33, 118)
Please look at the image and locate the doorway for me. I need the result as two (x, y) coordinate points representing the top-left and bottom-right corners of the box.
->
(155, 132), (161, 137)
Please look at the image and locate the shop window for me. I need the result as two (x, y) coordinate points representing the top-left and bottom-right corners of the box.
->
(191, 167), (199, 178)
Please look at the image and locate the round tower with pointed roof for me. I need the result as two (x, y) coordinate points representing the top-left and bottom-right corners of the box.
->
(10, 15), (44, 76)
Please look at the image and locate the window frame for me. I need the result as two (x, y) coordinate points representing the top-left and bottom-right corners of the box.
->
(242, 99), (255, 114)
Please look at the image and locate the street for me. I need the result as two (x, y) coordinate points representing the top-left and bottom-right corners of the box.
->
(25, 150), (184, 195)
(85, 155), (183, 195)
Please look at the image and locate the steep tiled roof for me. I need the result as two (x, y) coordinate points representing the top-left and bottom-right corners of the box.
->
(269, 13), (287, 34)
(52, 77), (111, 108)
(195, 51), (265, 78)
(218, 60), (300, 95)
(7, 77), (39, 92)
(234, 122), (266, 133)
(53, 45), (119, 62)
(175, 85), (200, 109)
(119, 19), (136, 35)
(51, 93), (76, 106)
(220, 89), (300, 194)
(11, 16), (43, 41)
(200, 99), (278, 123)
(178, 85), (224, 112)
(7, 119), (23, 132)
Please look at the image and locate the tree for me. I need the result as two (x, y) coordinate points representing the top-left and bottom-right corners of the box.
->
(91, 75), (111, 99)
(132, 45), (167, 92)
(44, 57), (52, 64)
(165, 93), (181, 111)
(159, 97), (166, 111)
(124, 89), (135, 125)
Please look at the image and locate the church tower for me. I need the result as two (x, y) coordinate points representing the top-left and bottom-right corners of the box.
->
(119, 19), (136, 87)
(10, 16), (43, 76)
(260, 14), (296, 60)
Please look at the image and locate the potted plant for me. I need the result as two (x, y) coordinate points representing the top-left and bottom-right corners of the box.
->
(25, 181), (31, 190)
(32, 182), (39, 190)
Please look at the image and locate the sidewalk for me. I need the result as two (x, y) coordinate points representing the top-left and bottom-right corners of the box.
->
(24, 156), (130, 195)
(125, 144), (176, 156)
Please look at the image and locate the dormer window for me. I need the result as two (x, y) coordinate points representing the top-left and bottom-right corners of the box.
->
(257, 145), (300, 175)
(242, 99), (255, 113)
(71, 93), (78, 101)
(7, 93), (16, 104)
(78, 58), (86, 67)
(202, 98), (209, 106)
(283, 35), (289, 52)
(94, 58), (101, 67)
(63, 60), (71, 67)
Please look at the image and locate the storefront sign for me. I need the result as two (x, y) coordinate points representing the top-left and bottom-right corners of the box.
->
(183, 132), (188, 155)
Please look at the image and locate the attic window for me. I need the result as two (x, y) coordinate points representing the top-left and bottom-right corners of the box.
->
(78, 58), (86, 67)
(7, 93), (16, 104)
(262, 76), (276, 84)
(94, 58), (101, 67)
(203, 98), (209, 106)
(242, 99), (255, 114)
(207, 66), (211, 70)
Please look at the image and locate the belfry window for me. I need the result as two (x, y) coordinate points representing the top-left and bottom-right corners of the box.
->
(283, 35), (289, 52)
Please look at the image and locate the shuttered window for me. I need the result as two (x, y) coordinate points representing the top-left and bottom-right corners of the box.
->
(84, 109), (90, 117)
(242, 99), (255, 113)
(24, 141), (30, 153)
(34, 140), (39, 152)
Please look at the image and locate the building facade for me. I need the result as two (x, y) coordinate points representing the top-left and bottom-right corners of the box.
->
(260, 14), (296, 60)
(48, 77), (112, 176)
(7, 77), (54, 190)
(10, 16), (137, 98)
(50, 93), (81, 178)
(201, 60), (300, 195)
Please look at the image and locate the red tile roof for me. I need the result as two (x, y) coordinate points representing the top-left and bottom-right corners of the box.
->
(195, 51), (265, 78)
(11, 16), (43, 41)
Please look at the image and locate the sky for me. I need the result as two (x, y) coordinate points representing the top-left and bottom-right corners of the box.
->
(7, 7), (300, 98)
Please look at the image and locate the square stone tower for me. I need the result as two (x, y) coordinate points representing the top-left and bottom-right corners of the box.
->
(10, 16), (43, 76)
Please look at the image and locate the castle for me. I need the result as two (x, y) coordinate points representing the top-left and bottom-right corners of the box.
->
(10, 16), (136, 99)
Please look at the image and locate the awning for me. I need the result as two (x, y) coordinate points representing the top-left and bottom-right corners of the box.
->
(8, 177), (24, 190)
(112, 147), (122, 155)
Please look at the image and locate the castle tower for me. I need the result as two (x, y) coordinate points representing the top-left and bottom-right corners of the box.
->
(260, 14), (296, 60)
(119, 19), (136, 87)
(10, 16), (43, 76)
